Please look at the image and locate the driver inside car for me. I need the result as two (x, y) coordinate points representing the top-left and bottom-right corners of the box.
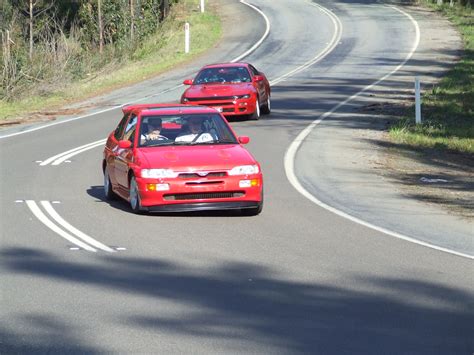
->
(141, 118), (169, 145)
(175, 116), (216, 143)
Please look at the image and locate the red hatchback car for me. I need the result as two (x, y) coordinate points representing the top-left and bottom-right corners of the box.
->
(103, 104), (263, 215)
(181, 62), (271, 120)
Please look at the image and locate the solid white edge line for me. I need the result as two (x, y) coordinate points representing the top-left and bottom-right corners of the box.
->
(25, 200), (97, 252)
(41, 201), (115, 252)
(40, 139), (106, 166)
(284, 5), (474, 260)
(52, 140), (107, 166)
(270, 1), (343, 86)
(232, 1), (271, 63)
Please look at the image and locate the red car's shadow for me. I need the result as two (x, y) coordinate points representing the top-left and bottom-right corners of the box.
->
(87, 185), (247, 217)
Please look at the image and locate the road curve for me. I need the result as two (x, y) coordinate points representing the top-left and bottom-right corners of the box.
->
(0, 0), (472, 353)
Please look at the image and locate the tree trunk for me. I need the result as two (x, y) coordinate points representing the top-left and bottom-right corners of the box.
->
(130, 0), (134, 42)
(160, 0), (169, 21)
(29, 0), (34, 60)
(98, 0), (104, 54)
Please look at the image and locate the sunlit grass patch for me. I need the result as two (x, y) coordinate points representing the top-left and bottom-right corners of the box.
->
(389, 3), (473, 155)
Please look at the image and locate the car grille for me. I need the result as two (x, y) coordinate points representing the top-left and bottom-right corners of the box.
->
(163, 191), (245, 201)
(186, 96), (235, 101)
(178, 172), (227, 179)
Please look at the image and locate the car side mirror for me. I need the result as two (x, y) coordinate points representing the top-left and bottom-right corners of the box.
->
(253, 75), (264, 82)
(238, 136), (250, 144)
(118, 140), (132, 149)
(183, 79), (193, 85)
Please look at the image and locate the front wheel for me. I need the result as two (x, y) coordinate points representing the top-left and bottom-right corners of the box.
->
(261, 95), (271, 115)
(129, 176), (143, 214)
(249, 98), (261, 120)
(104, 165), (116, 200)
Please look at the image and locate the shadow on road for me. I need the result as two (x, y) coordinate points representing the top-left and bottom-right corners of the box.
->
(1, 248), (473, 353)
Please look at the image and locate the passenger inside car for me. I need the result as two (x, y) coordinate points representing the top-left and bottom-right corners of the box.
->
(175, 116), (216, 143)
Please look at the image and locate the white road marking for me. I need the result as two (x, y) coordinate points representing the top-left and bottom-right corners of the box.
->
(270, 1), (342, 86)
(41, 201), (115, 252)
(25, 200), (97, 252)
(284, 6), (473, 260)
(232, 1), (271, 63)
(39, 139), (106, 166)
(50, 140), (106, 166)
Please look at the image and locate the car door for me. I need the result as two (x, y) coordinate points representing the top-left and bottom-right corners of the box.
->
(249, 64), (267, 101)
(106, 113), (130, 186)
(114, 114), (138, 190)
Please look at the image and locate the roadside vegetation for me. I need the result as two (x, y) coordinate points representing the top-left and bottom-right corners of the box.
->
(0, 0), (221, 121)
(389, 1), (473, 154)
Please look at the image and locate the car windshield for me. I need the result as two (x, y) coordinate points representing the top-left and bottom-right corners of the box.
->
(139, 113), (238, 147)
(194, 67), (252, 84)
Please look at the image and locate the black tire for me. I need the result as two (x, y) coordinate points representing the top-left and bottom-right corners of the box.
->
(129, 176), (143, 214)
(261, 95), (271, 115)
(103, 165), (116, 200)
(250, 98), (261, 120)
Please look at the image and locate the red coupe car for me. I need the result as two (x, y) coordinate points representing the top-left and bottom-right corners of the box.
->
(180, 62), (271, 120)
(102, 104), (263, 215)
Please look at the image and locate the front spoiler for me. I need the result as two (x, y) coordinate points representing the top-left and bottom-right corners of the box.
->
(143, 201), (261, 213)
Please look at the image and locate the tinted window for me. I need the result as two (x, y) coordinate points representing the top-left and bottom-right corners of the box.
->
(114, 113), (130, 140)
(248, 64), (259, 76)
(123, 115), (137, 143)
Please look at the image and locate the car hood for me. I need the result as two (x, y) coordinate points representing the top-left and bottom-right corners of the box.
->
(137, 145), (257, 172)
(184, 83), (255, 98)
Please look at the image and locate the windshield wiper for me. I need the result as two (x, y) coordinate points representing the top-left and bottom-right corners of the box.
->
(214, 140), (237, 144)
(144, 141), (189, 147)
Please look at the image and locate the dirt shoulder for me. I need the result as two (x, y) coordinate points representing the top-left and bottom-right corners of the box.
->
(357, 3), (473, 220)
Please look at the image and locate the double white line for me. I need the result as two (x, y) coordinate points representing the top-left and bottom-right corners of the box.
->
(39, 139), (106, 166)
(26, 200), (114, 252)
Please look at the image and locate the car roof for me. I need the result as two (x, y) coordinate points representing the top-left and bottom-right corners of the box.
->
(201, 62), (249, 69)
(122, 104), (220, 116)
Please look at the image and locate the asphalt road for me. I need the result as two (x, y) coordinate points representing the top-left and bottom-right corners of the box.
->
(1, 0), (472, 353)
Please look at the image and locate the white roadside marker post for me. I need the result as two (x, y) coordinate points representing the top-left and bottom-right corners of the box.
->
(185, 22), (190, 54)
(200, 0), (205, 12)
(415, 77), (422, 124)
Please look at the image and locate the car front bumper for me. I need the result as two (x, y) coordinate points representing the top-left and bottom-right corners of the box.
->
(183, 98), (257, 116)
(136, 174), (263, 211)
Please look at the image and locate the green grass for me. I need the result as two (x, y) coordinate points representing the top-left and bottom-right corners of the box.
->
(0, 0), (221, 120)
(389, 3), (473, 154)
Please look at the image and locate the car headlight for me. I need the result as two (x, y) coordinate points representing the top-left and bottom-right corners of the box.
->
(233, 94), (251, 99)
(141, 169), (178, 178)
(182, 97), (189, 103)
(228, 165), (259, 176)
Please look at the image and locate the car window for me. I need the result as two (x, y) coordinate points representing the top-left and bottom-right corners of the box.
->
(248, 64), (260, 76)
(114, 113), (130, 140)
(123, 115), (137, 143)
